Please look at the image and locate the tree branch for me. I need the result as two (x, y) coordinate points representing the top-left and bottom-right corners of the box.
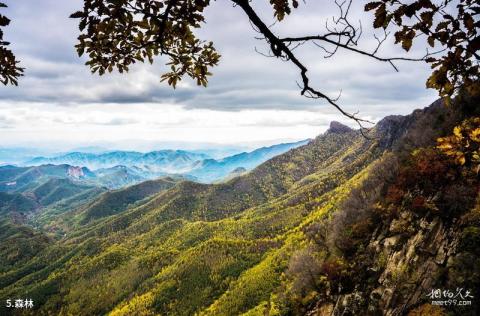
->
(231, 0), (373, 132)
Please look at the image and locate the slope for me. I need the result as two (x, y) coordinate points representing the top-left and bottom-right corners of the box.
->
(0, 98), (468, 316)
(187, 139), (310, 182)
(0, 119), (379, 316)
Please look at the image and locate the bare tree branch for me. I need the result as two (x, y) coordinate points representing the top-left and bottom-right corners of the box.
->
(232, 0), (378, 131)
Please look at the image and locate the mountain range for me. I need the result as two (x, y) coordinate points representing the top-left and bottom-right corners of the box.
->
(27, 150), (210, 173)
(0, 97), (479, 316)
(24, 139), (309, 183)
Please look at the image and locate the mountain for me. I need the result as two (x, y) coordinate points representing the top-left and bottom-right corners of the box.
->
(0, 191), (39, 215)
(92, 165), (152, 189)
(0, 163), (161, 192)
(0, 164), (95, 193)
(24, 141), (310, 183)
(0, 177), (103, 228)
(187, 139), (310, 182)
(0, 112), (376, 315)
(0, 147), (55, 165)
(219, 167), (248, 183)
(74, 177), (180, 225)
(0, 97), (478, 316)
(0, 164), (105, 230)
(27, 150), (210, 172)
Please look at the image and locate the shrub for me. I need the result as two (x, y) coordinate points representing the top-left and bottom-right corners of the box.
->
(459, 227), (480, 255)
(408, 303), (445, 316)
(285, 247), (324, 298)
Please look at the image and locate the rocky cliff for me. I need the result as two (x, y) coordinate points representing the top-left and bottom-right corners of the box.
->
(304, 97), (479, 316)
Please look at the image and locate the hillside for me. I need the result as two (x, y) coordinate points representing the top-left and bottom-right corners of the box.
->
(0, 177), (101, 218)
(188, 139), (310, 182)
(0, 164), (94, 192)
(0, 165), (107, 236)
(0, 163), (165, 192)
(0, 97), (478, 316)
(76, 177), (180, 225)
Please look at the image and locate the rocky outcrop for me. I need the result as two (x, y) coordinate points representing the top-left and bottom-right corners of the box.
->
(67, 166), (85, 179)
(367, 215), (459, 315)
(309, 210), (463, 316)
(327, 121), (354, 134)
(306, 98), (477, 316)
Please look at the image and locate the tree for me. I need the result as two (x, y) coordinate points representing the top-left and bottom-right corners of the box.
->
(365, 0), (480, 103)
(0, 2), (23, 85)
(0, 0), (478, 126)
(437, 117), (480, 169)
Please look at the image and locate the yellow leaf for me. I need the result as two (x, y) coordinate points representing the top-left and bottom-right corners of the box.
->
(453, 126), (463, 138)
(470, 128), (480, 142)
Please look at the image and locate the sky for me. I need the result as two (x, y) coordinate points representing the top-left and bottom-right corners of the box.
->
(0, 0), (439, 151)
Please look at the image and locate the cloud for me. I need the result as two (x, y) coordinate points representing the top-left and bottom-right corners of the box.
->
(0, 101), (343, 148)
(0, 0), (440, 148)
(0, 115), (14, 128)
(1, 0), (438, 114)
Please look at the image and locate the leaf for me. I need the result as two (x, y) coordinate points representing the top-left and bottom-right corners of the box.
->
(70, 11), (84, 19)
(401, 37), (412, 51)
(469, 128), (480, 142)
(365, 2), (382, 11)
(427, 36), (435, 48)
(453, 126), (463, 138)
(373, 4), (387, 29)
(0, 15), (10, 27)
(463, 13), (474, 31)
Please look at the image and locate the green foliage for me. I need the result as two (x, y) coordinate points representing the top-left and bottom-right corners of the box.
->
(2, 103), (475, 315)
(71, 0), (220, 88)
(0, 192), (39, 214)
(32, 178), (96, 206)
(0, 219), (50, 273)
(78, 177), (177, 224)
(0, 125), (380, 315)
(0, 2), (23, 85)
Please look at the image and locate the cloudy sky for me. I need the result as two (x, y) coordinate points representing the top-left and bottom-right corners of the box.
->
(0, 0), (438, 150)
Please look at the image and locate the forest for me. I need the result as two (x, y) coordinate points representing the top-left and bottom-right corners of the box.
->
(0, 0), (478, 315)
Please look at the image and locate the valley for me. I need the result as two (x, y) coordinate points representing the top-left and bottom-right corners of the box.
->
(0, 97), (478, 315)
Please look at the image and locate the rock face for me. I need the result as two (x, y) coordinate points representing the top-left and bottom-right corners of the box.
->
(67, 166), (85, 179)
(309, 209), (463, 316)
(327, 121), (354, 134)
(374, 115), (408, 149)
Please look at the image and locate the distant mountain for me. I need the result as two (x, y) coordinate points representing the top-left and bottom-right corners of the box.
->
(221, 167), (248, 182)
(188, 147), (248, 159)
(65, 146), (109, 154)
(0, 147), (54, 165)
(0, 177), (101, 219)
(27, 150), (210, 172)
(187, 139), (310, 182)
(0, 164), (95, 193)
(25, 141), (310, 183)
(92, 165), (155, 189)
(0, 163), (163, 192)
